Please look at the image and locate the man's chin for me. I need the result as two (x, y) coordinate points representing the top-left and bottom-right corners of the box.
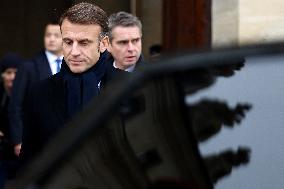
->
(46, 48), (60, 54)
(124, 62), (136, 67)
(124, 59), (137, 65)
(69, 66), (84, 74)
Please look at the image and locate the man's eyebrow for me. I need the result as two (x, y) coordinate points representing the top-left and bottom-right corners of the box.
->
(116, 39), (129, 43)
(132, 37), (141, 40)
(62, 37), (72, 41)
(62, 38), (93, 42)
(117, 37), (141, 42)
(79, 39), (93, 43)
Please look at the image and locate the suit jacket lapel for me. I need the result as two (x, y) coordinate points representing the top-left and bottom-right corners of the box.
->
(35, 51), (52, 80)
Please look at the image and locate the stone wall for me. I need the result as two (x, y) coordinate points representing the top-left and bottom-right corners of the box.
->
(212, 0), (239, 47)
(239, 0), (284, 45)
(212, 0), (284, 47)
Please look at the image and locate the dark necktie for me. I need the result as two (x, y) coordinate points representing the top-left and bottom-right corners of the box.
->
(55, 58), (61, 73)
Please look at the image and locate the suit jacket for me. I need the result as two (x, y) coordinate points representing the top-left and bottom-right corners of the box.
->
(8, 50), (52, 145)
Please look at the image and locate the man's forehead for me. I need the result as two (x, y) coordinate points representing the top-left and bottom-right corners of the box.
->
(112, 26), (141, 40)
(61, 19), (102, 33)
(61, 22), (102, 40)
(45, 24), (60, 33)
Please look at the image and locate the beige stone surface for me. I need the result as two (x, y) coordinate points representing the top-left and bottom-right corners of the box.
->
(213, 0), (284, 46)
(239, 0), (284, 45)
(212, 0), (239, 47)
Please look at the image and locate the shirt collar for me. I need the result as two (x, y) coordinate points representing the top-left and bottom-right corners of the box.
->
(113, 61), (136, 73)
(45, 50), (63, 64)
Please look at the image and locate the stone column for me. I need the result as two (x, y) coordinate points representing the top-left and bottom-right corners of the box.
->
(212, 0), (239, 47)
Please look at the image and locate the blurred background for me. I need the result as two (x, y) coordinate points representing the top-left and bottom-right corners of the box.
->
(2, 1), (284, 189)
(1, 0), (284, 59)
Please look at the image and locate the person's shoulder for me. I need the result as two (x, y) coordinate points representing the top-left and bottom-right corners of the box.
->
(28, 50), (48, 65)
(40, 72), (62, 88)
(20, 59), (34, 67)
(15, 59), (36, 75)
(136, 55), (145, 67)
(17, 50), (45, 70)
(31, 50), (46, 60)
(32, 72), (61, 91)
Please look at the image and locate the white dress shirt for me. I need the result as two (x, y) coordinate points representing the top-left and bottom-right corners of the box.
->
(45, 50), (63, 75)
(113, 61), (136, 72)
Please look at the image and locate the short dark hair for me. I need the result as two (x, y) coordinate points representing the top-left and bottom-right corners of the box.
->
(59, 2), (108, 35)
(108, 11), (142, 42)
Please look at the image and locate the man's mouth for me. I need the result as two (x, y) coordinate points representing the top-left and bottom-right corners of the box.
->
(69, 60), (83, 65)
(125, 56), (136, 61)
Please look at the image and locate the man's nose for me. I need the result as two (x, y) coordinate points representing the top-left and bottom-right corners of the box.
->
(127, 42), (135, 51)
(71, 43), (80, 56)
(50, 35), (56, 41)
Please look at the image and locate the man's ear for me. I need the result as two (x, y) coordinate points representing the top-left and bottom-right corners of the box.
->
(105, 37), (113, 53)
(103, 36), (110, 47)
(99, 36), (110, 53)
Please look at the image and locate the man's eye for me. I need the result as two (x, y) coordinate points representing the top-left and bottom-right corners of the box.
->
(64, 40), (72, 45)
(80, 42), (88, 46)
(118, 41), (128, 45)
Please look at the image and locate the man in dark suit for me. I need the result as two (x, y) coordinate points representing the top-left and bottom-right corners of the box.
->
(106, 11), (144, 72)
(8, 22), (63, 156)
(20, 2), (112, 163)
